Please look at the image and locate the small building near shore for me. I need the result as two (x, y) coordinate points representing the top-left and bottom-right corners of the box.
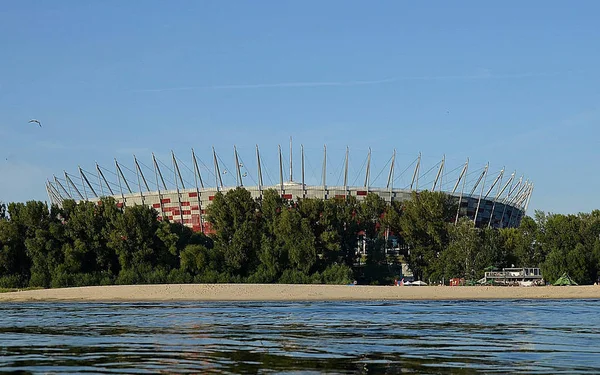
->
(483, 267), (543, 286)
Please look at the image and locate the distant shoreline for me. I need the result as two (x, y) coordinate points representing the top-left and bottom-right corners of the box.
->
(1, 284), (600, 302)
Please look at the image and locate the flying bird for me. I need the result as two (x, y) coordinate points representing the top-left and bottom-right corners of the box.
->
(29, 119), (42, 127)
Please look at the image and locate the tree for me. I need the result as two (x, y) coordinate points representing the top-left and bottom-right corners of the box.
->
(0, 219), (30, 287)
(107, 204), (161, 278)
(360, 194), (389, 284)
(253, 189), (287, 281)
(542, 214), (582, 254)
(567, 243), (589, 284)
(478, 227), (511, 274)
(275, 207), (316, 274)
(206, 188), (261, 276)
(400, 191), (454, 281)
(180, 244), (211, 275)
(335, 197), (361, 268)
(542, 248), (567, 283)
(442, 217), (480, 281)
(62, 201), (114, 277)
(8, 201), (61, 287)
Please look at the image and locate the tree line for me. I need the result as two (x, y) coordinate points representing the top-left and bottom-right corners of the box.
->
(1, 188), (599, 288)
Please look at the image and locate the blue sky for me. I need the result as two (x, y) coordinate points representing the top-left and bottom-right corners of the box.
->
(1, 1), (599, 214)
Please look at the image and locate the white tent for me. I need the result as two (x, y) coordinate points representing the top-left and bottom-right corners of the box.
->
(411, 280), (428, 286)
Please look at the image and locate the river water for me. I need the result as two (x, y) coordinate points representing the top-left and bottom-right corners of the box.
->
(0, 300), (599, 374)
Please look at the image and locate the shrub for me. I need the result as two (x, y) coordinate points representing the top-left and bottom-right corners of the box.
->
(321, 264), (354, 285)
(247, 266), (278, 283)
(99, 271), (116, 286)
(278, 269), (310, 284)
(145, 268), (169, 284)
(168, 269), (193, 284)
(0, 274), (24, 289)
(116, 269), (141, 285)
(194, 270), (220, 283)
(73, 273), (100, 287)
(29, 271), (50, 288)
(51, 265), (75, 288)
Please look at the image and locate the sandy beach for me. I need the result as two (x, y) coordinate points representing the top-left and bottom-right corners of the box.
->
(1, 284), (600, 302)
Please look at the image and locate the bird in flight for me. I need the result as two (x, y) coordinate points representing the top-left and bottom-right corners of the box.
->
(29, 119), (42, 127)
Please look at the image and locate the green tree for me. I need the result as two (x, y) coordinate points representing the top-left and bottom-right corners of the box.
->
(360, 194), (389, 284)
(0, 219), (30, 287)
(180, 244), (212, 275)
(275, 207), (316, 274)
(542, 248), (567, 283)
(252, 189), (287, 281)
(478, 226), (511, 274)
(8, 201), (64, 287)
(107, 204), (162, 282)
(400, 191), (454, 281)
(206, 188), (261, 276)
(567, 243), (589, 284)
(442, 217), (480, 281)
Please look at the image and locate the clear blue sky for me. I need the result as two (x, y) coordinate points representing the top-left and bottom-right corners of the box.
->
(1, 1), (599, 215)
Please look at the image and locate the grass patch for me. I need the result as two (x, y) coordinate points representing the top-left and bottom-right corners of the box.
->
(0, 287), (43, 293)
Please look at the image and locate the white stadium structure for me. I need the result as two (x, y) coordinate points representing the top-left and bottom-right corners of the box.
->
(45, 140), (533, 233)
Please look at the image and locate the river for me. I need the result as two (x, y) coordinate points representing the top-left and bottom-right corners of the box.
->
(1, 300), (599, 374)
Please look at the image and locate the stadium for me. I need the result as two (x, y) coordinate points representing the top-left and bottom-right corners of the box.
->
(44, 140), (533, 233)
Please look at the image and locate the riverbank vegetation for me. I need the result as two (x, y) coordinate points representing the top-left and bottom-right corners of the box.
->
(1, 188), (599, 288)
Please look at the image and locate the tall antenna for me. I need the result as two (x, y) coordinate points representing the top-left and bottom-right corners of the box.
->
(152, 153), (164, 219)
(452, 159), (469, 194)
(172, 151), (185, 189)
(432, 155), (445, 191)
(488, 169), (506, 228)
(191, 148), (204, 233)
(278, 144), (284, 192)
(54, 175), (71, 199)
(79, 166), (88, 200)
(79, 167), (98, 198)
(455, 158), (469, 224)
(364, 148), (371, 189)
(343, 146), (349, 192)
(499, 172), (517, 228)
(96, 163), (114, 196)
(114, 159), (128, 206)
(172, 151), (184, 223)
(524, 183), (534, 212)
(234, 146), (242, 187)
(473, 163), (489, 224)
(191, 148), (205, 189)
(301, 144), (305, 194)
(64, 171), (84, 200)
(484, 168), (504, 200)
(96, 164), (105, 197)
(212, 147), (223, 190)
(386, 149), (396, 190)
(47, 181), (62, 205)
(289, 136), (293, 182)
(410, 153), (421, 190)
(322, 144), (327, 188)
(256, 145), (263, 191)
(153, 153), (167, 190)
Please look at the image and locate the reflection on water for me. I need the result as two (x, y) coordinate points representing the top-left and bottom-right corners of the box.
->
(1, 299), (599, 374)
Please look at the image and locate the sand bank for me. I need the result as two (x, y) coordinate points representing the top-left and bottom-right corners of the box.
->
(1, 284), (600, 302)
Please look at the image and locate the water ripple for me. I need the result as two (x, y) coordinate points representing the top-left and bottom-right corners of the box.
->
(0, 300), (599, 374)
